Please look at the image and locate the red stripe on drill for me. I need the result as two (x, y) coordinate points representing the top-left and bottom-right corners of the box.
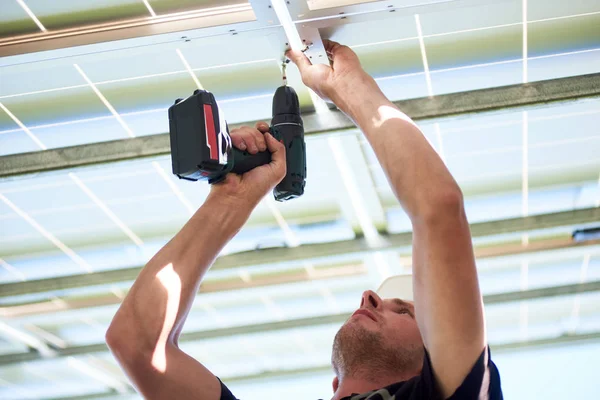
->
(204, 104), (218, 161)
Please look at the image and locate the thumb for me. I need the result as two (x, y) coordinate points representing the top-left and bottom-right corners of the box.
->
(286, 49), (312, 74)
(264, 132), (286, 179)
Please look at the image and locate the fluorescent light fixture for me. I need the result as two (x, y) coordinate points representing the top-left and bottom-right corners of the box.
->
(69, 173), (144, 246)
(176, 48), (203, 90)
(152, 161), (195, 216)
(24, 324), (67, 349)
(0, 258), (26, 281)
(434, 123), (445, 162)
(0, 321), (55, 357)
(16, 0), (46, 32)
(373, 251), (392, 281)
(328, 136), (382, 248)
(415, 14), (433, 97)
(67, 357), (130, 394)
(266, 196), (300, 247)
(521, 111), (528, 217)
(350, 36), (417, 49)
(143, 0), (157, 17)
(0, 193), (93, 272)
(0, 101), (47, 149)
(522, 0), (528, 83)
(270, 0), (304, 51)
(73, 64), (136, 138)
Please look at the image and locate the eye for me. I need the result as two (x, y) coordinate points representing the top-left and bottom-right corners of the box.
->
(396, 308), (410, 315)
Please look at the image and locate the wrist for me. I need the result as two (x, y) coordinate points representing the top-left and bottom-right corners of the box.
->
(331, 73), (384, 114)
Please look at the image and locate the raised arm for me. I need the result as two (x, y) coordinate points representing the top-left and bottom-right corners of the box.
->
(105, 124), (286, 399)
(288, 41), (485, 398)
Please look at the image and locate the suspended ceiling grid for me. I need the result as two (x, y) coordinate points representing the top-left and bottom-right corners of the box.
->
(0, 0), (599, 399)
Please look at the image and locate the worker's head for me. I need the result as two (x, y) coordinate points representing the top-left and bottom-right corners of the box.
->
(331, 290), (423, 388)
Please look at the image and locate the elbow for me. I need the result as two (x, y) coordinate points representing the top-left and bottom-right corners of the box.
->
(105, 317), (132, 356)
(415, 186), (465, 226)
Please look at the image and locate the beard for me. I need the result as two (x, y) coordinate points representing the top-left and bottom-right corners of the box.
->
(331, 320), (423, 381)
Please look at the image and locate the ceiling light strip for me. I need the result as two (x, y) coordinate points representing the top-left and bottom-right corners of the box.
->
(528, 10), (600, 24)
(176, 49), (203, 90)
(23, 324), (68, 349)
(434, 123), (445, 162)
(1, 4), (253, 46)
(0, 102), (47, 149)
(142, 0), (157, 17)
(152, 161), (195, 216)
(0, 84), (89, 100)
(0, 321), (55, 357)
(67, 357), (130, 394)
(522, 112), (529, 218)
(16, 0), (46, 32)
(529, 47), (600, 60)
(73, 64), (136, 138)
(266, 197), (300, 248)
(350, 36), (418, 49)
(69, 173), (144, 246)
(0, 258), (26, 281)
(522, 0), (528, 84)
(0, 193), (93, 272)
(415, 14), (433, 97)
(568, 253), (590, 333)
(328, 136), (381, 247)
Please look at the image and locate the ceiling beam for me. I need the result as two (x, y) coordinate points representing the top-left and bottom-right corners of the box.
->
(1, 279), (599, 366)
(0, 208), (598, 302)
(0, 5), (257, 59)
(1, 73), (599, 179)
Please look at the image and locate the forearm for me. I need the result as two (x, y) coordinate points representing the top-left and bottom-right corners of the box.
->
(107, 195), (251, 350)
(333, 76), (462, 219)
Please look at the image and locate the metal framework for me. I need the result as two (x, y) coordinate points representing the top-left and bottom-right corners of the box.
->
(0, 279), (598, 367)
(1, 73), (599, 179)
(1, 208), (598, 302)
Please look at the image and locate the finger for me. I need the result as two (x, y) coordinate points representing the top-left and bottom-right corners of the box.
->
(239, 126), (259, 154)
(255, 121), (269, 133)
(323, 39), (342, 55)
(285, 49), (312, 73)
(251, 128), (267, 152)
(229, 130), (247, 151)
(264, 132), (286, 178)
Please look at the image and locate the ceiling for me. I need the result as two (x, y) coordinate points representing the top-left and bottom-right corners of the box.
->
(0, 0), (599, 399)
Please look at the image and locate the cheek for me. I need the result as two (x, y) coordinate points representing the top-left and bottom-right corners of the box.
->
(386, 318), (422, 343)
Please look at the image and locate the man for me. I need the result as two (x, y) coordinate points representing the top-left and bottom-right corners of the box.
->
(106, 40), (503, 399)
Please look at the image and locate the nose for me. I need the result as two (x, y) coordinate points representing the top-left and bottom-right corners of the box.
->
(360, 290), (382, 310)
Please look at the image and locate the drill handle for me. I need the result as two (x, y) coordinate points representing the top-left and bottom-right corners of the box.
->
(230, 148), (272, 175)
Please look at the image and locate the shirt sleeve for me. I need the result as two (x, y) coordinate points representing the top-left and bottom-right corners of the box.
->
(422, 346), (503, 400)
(217, 377), (238, 400)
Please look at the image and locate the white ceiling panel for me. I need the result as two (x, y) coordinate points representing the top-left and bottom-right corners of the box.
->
(430, 60), (522, 95)
(528, 0), (600, 21)
(419, 0), (521, 35)
(528, 48), (600, 82)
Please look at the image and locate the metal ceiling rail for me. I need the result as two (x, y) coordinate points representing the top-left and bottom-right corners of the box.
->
(42, 329), (600, 400)
(0, 280), (599, 366)
(1, 73), (599, 179)
(0, 208), (598, 303)
(0, 4), (257, 58)
(206, 331), (600, 384)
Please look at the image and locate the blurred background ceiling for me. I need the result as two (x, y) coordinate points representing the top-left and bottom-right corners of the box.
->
(0, 0), (599, 399)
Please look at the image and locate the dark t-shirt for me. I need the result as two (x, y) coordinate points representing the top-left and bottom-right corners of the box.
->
(218, 346), (502, 400)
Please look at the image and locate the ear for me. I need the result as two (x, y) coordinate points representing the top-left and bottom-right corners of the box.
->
(332, 376), (339, 392)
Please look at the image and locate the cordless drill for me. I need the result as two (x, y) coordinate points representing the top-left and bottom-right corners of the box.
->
(168, 86), (306, 201)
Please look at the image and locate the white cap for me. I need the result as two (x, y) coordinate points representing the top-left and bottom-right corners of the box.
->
(376, 274), (413, 301)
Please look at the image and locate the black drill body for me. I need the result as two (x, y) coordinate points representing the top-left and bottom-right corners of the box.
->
(168, 86), (306, 201)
